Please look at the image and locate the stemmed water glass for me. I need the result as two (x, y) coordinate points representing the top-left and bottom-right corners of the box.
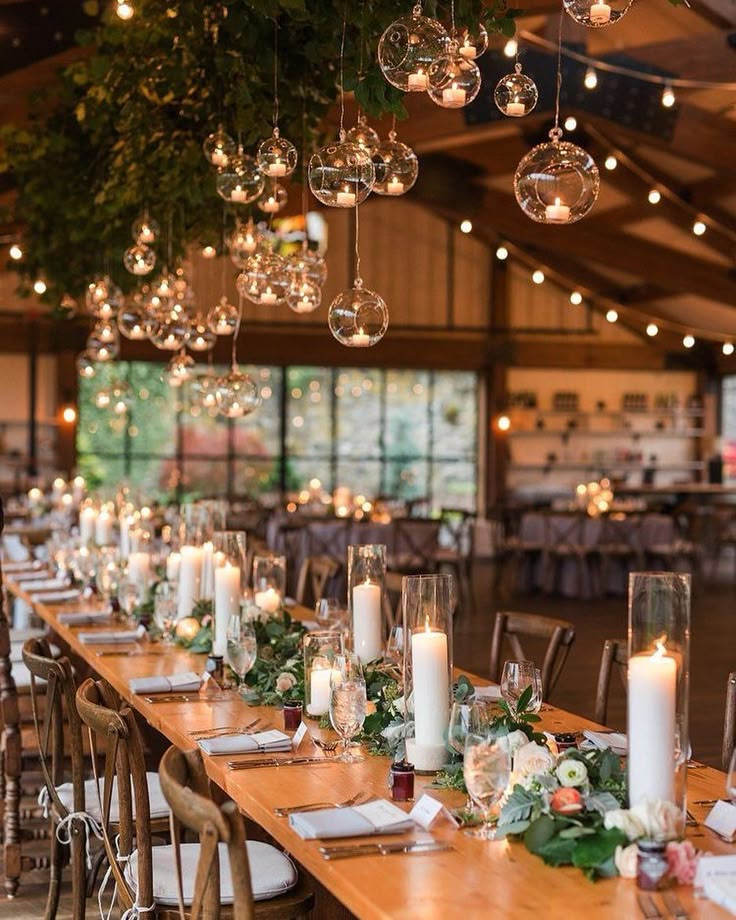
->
(329, 654), (367, 763)
(448, 699), (496, 812)
(95, 549), (121, 612)
(463, 734), (511, 840)
(315, 597), (342, 627)
(385, 625), (404, 665)
(501, 660), (539, 716)
(153, 581), (177, 643)
(226, 614), (258, 697)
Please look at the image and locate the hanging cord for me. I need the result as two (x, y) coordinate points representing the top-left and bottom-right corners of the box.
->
(551, 12), (564, 140)
(301, 101), (309, 254)
(221, 203), (228, 294)
(338, 4), (347, 140)
(272, 17), (279, 131)
(232, 292), (243, 370)
(450, 0), (455, 35)
(353, 204), (361, 287)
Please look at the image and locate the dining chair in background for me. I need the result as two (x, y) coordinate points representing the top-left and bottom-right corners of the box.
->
(723, 671), (736, 771)
(432, 508), (476, 616)
(294, 554), (340, 608)
(488, 610), (576, 701)
(594, 638), (628, 726)
(382, 570), (404, 634)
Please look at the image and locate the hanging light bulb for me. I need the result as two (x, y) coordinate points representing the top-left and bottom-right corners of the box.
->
(661, 84), (676, 108)
(606, 309), (618, 323)
(346, 115), (382, 158)
(116, 0), (134, 20)
(308, 135), (375, 208)
(237, 250), (290, 306)
(646, 322), (659, 337)
(584, 67), (598, 89)
(532, 269), (545, 284)
(564, 116), (577, 132)
(496, 245), (509, 261)
(570, 291), (583, 305)
(201, 244), (217, 259)
(33, 278), (47, 295)
(503, 39), (518, 58)
(216, 146), (264, 204)
(215, 369), (261, 418)
(692, 219), (706, 236)
(373, 130), (419, 196)
(451, 23), (488, 60)
(648, 188), (661, 205)
(256, 126), (298, 178)
(328, 278), (389, 348)
(131, 214), (159, 244)
(123, 243), (156, 276)
(604, 154), (618, 171)
(494, 63), (538, 118)
(203, 125), (236, 169)
(378, 5), (449, 92)
(563, 0), (634, 27)
(257, 181), (288, 214)
(9, 243), (23, 260)
(207, 296), (239, 335)
(723, 342), (734, 356)
(427, 41), (481, 109)
(286, 274), (322, 314)
(94, 320), (117, 345)
(59, 294), (78, 318)
(460, 219), (473, 234)
(514, 127), (600, 224)
(683, 334), (695, 349)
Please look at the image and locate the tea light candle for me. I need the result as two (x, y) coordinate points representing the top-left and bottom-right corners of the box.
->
(628, 642), (677, 806)
(230, 186), (248, 203)
(261, 288), (278, 305)
(442, 83), (466, 107)
(213, 562), (241, 656)
(254, 587), (281, 614)
(412, 622), (449, 749)
(211, 149), (228, 168)
(459, 40), (476, 60)
(166, 551), (181, 582)
(52, 477), (65, 501)
(95, 510), (114, 546)
(590, 1), (611, 23)
(350, 331), (371, 347)
(545, 197), (571, 223)
(28, 487), (42, 509)
(267, 161), (287, 177)
(178, 545), (203, 619)
(506, 101), (526, 116)
(307, 665), (340, 716)
(336, 189), (356, 207)
(137, 224), (155, 243)
(408, 70), (428, 90)
(79, 506), (97, 545)
(353, 580), (382, 663)
(72, 476), (85, 504)
(386, 177), (405, 195)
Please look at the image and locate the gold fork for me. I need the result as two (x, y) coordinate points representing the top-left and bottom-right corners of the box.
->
(189, 718), (261, 739)
(274, 791), (369, 817)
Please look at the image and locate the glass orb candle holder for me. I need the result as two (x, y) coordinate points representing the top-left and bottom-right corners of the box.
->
(428, 44), (481, 108)
(328, 280), (389, 348)
(77, 350), (97, 379)
(373, 132), (419, 196)
(346, 117), (381, 157)
(348, 544), (386, 665)
(257, 182), (288, 215)
(256, 128), (298, 178)
(131, 214), (159, 244)
(94, 319), (118, 345)
(514, 131), (600, 224)
(451, 23), (488, 60)
(308, 138), (375, 208)
(228, 219), (262, 267)
(252, 552), (286, 614)
(237, 250), (290, 306)
(216, 148), (264, 205)
(86, 326), (119, 362)
(289, 248), (328, 287)
(563, 0), (634, 27)
(402, 573), (455, 773)
(286, 275), (321, 314)
(215, 369), (261, 418)
(378, 5), (449, 92)
(117, 303), (148, 340)
(211, 530), (247, 657)
(494, 63), (538, 117)
(187, 319), (216, 352)
(148, 309), (191, 351)
(110, 379), (133, 414)
(203, 124), (236, 168)
(164, 352), (196, 388)
(207, 296), (239, 335)
(123, 243), (156, 276)
(193, 372), (219, 410)
(86, 276), (122, 310)
(304, 631), (344, 718)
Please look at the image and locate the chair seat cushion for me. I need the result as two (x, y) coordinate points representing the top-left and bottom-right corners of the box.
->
(54, 772), (170, 823)
(125, 841), (298, 904)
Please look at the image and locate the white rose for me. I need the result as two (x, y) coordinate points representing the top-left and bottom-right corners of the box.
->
(513, 741), (555, 777)
(614, 844), (639, 879)
(631, 799), (681, 842)
(604, 808), (646, 841)
(555, 759), (588, 788)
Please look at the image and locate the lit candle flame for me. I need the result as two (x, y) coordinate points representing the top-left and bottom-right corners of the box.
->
(424, 615), (431, 633)
(652, 635), (668, 658)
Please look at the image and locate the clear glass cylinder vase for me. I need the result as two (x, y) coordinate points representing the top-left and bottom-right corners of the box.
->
(304, 631), (345, 718)
(252, 553), (286, 614)
(211, 531), (246, 657)
(627, 572), (690, 818)
(347, 544), (386, 664)
(402, 573), (455, 773)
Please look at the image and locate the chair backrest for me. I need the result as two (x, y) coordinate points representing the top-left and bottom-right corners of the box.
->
(159, 745), (255, 920)
(75, 677), (153, 918)
(390, 519), (441, 571)
(594, 638), (628, 726)
(304, 520), (352, 560)
(489, 610), (576, 700)
(22, 637), (85, 819)
(295, 555), (341, 607)
(439, 508), (476, 557)
(383, 570), (404, 634)
(723, 671), (736, 771)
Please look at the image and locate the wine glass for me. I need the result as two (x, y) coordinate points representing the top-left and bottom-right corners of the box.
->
(315, 597), (341, 627)
(727, 748), (736, 804)
(96, 550), (120, 612)
(529, 668), (543, 713)
(153, 581), (177, 643)
(118, 579), (140, 623)
(463, 734), (511, 840)
(501, 659), (536, 716)
(329, 660), (366, 763)
(449, 699), (496, 812)
(385, 625), (404, 664)
(226, 614), (258, 696)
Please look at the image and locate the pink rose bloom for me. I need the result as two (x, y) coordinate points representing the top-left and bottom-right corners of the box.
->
(276, 672), (296, 693)
(666, 840), (699, 885)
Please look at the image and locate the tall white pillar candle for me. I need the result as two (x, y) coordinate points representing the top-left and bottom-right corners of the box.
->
(353, 581), (382, 663)
(119, 515), (134, 558)
(178, 545), (203, 619)
(166, 551), (181, 583)
(127, 552), (151, 596)
(628, 648), (677, 806)
(200, 541), (215, 600)
(411, 626), (450, 747)
(213, 563), (241, 657)
(307, 666), (340, 716)
(79, 507), (97, 545)
(95, 511), (114, 546)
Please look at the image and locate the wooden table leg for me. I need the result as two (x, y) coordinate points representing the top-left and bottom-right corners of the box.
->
(0, 570), (21, 898)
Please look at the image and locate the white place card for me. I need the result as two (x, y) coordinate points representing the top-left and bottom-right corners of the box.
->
(291, 722), (308, 750)
(410, 794), (447, 830)
(704, 801), (736, 843)
(695, 853), (736, 890)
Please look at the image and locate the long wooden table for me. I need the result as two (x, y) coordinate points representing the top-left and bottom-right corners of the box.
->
(5, 581), (734, 919)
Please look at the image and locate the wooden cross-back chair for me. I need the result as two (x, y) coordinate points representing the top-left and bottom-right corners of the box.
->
(489, 611), (576, 701)
(388, 519), (441, 574)
(724, 671), (736, 772)
(383, 571), (404, 635)
(294, 555), (340, 608)
(433, 508), (476, 616)
(594, 639), (628, 727)
(158, 745), (314, 920)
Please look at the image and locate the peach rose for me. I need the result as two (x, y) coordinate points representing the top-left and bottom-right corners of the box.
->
(550, 787), (583, 815)
(614, 843), (639, 879)
(666, 840), (699, 885)
(276, 672), (296, 693)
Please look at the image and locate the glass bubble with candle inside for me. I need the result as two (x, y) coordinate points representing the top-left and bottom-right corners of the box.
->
(514, 136), (600, 225)
(252, 552), (286, 616)
(402, 573), (456, 773)
(304, 631), (345, 722)
(348, 544), (387, 666)
(627, 572), (691, 833)
(211, 531), (246, 659)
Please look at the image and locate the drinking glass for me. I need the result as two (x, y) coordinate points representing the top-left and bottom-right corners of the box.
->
(315, 597), (342, 627)
(96, 550), (121, 611)
(226, 614), (258, 696)
(153, 581), (177, 643)
(329, 666), (367, 763)
(463, 735), (511, 840)
(727, 748), (736, 804)
(449, 700), (496, 812)
(529, 668), (543, 713)
(119, 579), (140, 623)
(385, 625), (404, 664)
(501, 659), (536, 716)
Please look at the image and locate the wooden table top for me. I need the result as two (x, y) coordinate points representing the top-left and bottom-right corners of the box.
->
(6, 579), (734, 920)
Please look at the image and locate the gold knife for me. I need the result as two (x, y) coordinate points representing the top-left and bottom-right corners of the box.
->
(320, 841), (452, 860)
(227, 756), (328, 770)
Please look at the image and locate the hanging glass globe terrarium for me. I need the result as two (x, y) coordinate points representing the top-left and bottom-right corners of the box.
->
(207, 296), (239, 335)
(373, 131), (419, 196)
(192, 372), (219, 410)
(163, 352), (196, 388)
(216, 147), (265, 205)
(494, 63), (538, 117)
(286, 275), (322, 314)
(86, 277), (123, 317)
(451, 23), (488, 60)
(86, 326), (120, 362)
(328, 278), (389, 348)
(346, 115), (381, 158)
(203, 124), (236, 168)
(76, 350), (97, 380)
(427, 41), (481, 108)
(514, 127), (600, 224)
(123, 243), (156, 276)
(215, 368), (262, 418)
(94, 386), (111, 410)
(187, 318), (217, 352)
(237, 250), (290, 306)
(94, 319), (118, 346)
(148, 308), (192, 351)
(117, 302), (148, 340)
(256, 127), (298, 178)
(289, 247), (328, 287)
(378, 4), (449, 92)
(308, 134), (375, 208)
(257, 182), (288, 215)
(110, 380), (133, 415)
(228, 219), (262, 267)
(131, 213), (159, 244)
(563, 0), (634, 27)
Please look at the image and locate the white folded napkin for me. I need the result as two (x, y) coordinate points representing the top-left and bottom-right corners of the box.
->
(128, 671), (202, 695)
(57, 611), (113, 625)
(283, 597), (297, 608)
(301, 620), (320, 632)
(198, 729), (293, 756)
(473, 685), (503, 702)
(3, 560), (42, 573)
(19, 578), (68, 591)
(78, 629), (141, 645)
(289, 798), (415, 840)
(13, 570), (53, 582)
(582, 730), (627, 755)
(30, 589), (80, 604)
(704, 876), (736, 915)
